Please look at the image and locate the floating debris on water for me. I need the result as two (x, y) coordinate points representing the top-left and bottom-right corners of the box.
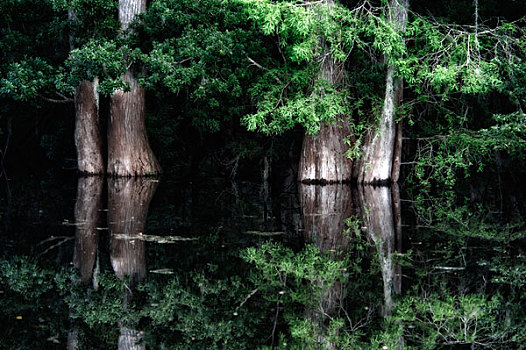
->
(112, 234), (199, 243)
(244, 231), (284, 236)
(149, 268), (175, 274)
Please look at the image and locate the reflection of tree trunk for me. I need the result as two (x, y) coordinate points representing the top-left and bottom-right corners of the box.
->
(109, 177), (156, 350)
(69, 176), (104, 350)
(300, 184), (353, 348)
(73, 176), (103, 285)
(356, 185), (401, 316)
(300, 184), (352, 256)
(118, 327), (145, 350)
(109, 177), (157, 286)
(391, 183), (402, 295)
(298, 0), (352, 183)
(67, 331), (79, 350)
(108, 0), (161, 177)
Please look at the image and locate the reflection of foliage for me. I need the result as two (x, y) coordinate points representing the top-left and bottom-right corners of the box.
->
(138, 272), (268, 349)
(392, 293), (505, 348)
(0, 258), (70, 349)
(242, 242), (348, 305)
(0, 257), (54, 299)
(67, 273), (132, 330)
(481, 253), (526, 289)
(241, 240), (384, 349)
(399, 178), (526, 349)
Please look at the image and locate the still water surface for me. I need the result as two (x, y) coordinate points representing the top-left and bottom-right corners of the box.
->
(1, 171), (525, 349)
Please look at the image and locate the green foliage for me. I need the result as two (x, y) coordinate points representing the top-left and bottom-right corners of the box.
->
(53, 0), (120, 43)
(0, 58), (56, 101)
(410, 119), (526, 191)
(235, 0), (364, 135)
(244, 77), (348, 134)
(138, 0), (265, 131)
(63, 39), (128, 94)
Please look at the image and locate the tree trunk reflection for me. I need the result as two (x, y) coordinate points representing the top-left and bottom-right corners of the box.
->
(73, 176), (103, 285)
(109, 177), (157, 286)
(69, 176), (104, 349)
(355, 185), (402, 317)
(299, 184), (353, 348)
(109, 177), (157, 350)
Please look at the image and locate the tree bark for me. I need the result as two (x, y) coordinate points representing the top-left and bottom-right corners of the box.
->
(355, 0), (408, 185)
(74, 79), (104, 175)
(108, 0), (161, 177)
(118, 327), (145, 350)
(70, 7), (104, 175)
(298, 0), (353, 184)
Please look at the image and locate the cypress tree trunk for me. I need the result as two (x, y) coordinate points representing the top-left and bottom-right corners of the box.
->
(298, 0), (352, 184)
(108, 0), (161, 177)
(74, 79), (104, 175)
(355, 0), (408, 185)
(69, 8), (104, 175)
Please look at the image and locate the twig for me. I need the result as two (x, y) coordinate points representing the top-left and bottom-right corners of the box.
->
(247, 56), (282, 84)
(38, 93), (74, 104)
(237, 288), (259, 309)
(37, 237), (73, 256)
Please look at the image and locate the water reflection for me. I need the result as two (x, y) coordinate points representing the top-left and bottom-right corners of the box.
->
(72, 177), (103, 286)
(109, 177), (158, 287)
(70, 177), (158, 349)
(354, 184), (402, 316)
(109, 178), (158, 350)
(298, 183), (402, 347)
(69, 177), (104, 350)
(299, 184), (352, 349)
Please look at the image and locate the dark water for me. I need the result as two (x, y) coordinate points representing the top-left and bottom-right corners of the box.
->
(1, 169), (525, 349)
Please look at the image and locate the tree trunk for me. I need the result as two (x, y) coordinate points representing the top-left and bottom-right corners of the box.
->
(298, 0), (352, 184)
(74, 79), (104, 175)
(108, 0), (161, 177)
(109, 177), (157, 287)
(299, 122), (353, 183)
(70, 7), (104, 175)
(355, 0), (408, 185)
